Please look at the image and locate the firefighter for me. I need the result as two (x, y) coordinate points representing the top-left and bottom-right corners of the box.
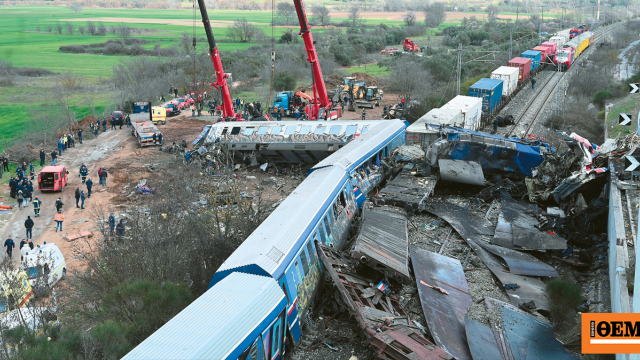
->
(361, 108), (367, 120)
(33, 196), (41, 217)
(79, 163), (88, 184)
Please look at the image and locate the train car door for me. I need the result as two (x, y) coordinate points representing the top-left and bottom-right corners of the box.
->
(278, 276), (302, 343)
(271, 316), (284, 360)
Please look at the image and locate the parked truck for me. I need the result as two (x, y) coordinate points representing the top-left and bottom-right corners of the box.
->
(131, 120), (159, 147)
(403, 38), (419, 52)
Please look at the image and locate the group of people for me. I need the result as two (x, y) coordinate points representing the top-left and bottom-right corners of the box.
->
(90, 116), (130, 137)
(4, 214), (37, 259)
(57, 134), (76, 154)
(9, 163), (36, 211)
(108, 212), (126, 237)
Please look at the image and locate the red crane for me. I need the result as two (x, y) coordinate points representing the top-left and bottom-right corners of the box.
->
(197, 0), (238, 120)
(292, 0), (334, 120)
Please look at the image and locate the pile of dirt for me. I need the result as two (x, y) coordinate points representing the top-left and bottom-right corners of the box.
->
(326, 74), (344, 88)
(76, 115), (98, 130)
(350, 72), (379, 87)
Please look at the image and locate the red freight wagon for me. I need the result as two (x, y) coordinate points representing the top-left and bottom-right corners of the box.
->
(507, 57), (532, 83)
(533, 46), (551, 63)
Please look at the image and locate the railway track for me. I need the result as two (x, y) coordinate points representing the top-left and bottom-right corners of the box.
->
(504, 24), (619, 138)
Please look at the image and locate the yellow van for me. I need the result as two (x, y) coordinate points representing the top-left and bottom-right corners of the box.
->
(152, 106), (166, 125)
(0, 270), (33, 316)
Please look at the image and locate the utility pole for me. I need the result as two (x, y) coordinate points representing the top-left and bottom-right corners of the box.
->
(509, 27), (513, 60)
(456, 43), (462, 95)
(538, 5), (543, 44)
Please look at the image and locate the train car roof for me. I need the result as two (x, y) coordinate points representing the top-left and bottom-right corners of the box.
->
(310, 120), (407, 173)
(210, 165), (348, 287)
(122, 272), (286, 360)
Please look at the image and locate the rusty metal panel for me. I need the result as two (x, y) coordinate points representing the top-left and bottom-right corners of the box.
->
(370, 327), (453, 360)
(409, 246), (472, 360)
(317, 244), (451, 360)
(464, 317), (504, 360)
(353, 207), (411, 284)
(423, 201), (549, 311)
(499, 195), (567, 250)
(375, 173), (438, 212)
(499, 306), (578, 360)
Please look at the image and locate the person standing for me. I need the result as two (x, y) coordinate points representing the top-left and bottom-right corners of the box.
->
(51, 150), (58, 166)
(55, 197), (64, 212)
(86, 177), (93, 198)
(33, 196), (41, 217)
(2, 157), (8, 172)
(111, 116), (116, 130)
(78, 129), (83, 144)
(39, 149), (46, 167)
(80, 164), (88, 184)
(28, 239), (34, 251)
(108, 213), (115, 234)
(531, 78), (536, 89)
(4, 236), (15, 259)
(19, 239), (27, 250)
(158, 133), (163, 146)
(101, 168), (108, 186)
(17, 190), (24, 210)
(9, 177), (16, 198)
(361, 109), (366, 120)
(191, 104), (195, 117)
(80, 190), (86, 210)
(24, 216), (34, 240)
(54, 210), (64, 232)
(102, 118), (107, 132)
(152, 133), (157, 147)
(75, 188), (81, 208)
(116, 220), (125, 237)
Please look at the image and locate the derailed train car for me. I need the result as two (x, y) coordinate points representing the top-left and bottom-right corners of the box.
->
(122, 120), (408, 360)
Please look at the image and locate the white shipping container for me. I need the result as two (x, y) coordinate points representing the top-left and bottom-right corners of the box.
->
(416, 108), (463, 127)
(490, 66), (519, 97)
(441, 96), (483, 131)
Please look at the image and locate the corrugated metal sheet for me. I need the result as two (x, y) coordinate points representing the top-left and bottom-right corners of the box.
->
(412, 109), (464, 129)
(311, 120), (407, 173)
(122, 272), (285, 360)
(210, 165), (347, 287)
(352, 207), (411, 283)
(465, 317), (505, 360)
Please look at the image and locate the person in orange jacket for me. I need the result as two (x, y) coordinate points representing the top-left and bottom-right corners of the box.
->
(54, 210), (64, 232)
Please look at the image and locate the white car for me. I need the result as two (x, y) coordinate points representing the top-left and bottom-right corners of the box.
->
(21, 243), (67, 297)
(0, 307), (59, 351)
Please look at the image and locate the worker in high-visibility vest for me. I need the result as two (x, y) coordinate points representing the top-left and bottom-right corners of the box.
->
(54, 210), (64, 232)
(33, 196), (41, 217)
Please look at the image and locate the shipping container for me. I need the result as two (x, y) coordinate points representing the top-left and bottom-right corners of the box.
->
(549, 35), (567, 47)
(468, 78), (504, 116)
(407, 108), (463, 149)
(521, 50), (542, 72)
(491, 66), (519, 97)
(441, 96), (483, 131)
(540, 41), (558, 55)
(533, 46), (551, 64)
(507, 57), (532, 83)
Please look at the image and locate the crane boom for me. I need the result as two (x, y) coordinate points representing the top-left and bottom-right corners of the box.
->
(197, 0), (235, 119)
(292, 0), (331, 119)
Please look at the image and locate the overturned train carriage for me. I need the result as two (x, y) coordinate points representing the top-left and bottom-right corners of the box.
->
(123, 120), (409, 359)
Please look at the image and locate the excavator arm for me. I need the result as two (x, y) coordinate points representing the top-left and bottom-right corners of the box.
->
(292, 0), (331, 119)
(197, 0), (236, 120)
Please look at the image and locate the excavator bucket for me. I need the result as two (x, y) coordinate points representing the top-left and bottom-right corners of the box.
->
(355, 100), (375, 109)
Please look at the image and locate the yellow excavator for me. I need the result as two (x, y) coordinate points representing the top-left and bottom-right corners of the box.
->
(332, 77), (384, 110)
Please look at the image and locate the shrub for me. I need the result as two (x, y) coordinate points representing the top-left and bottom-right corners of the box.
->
(279, 30), (293, 43)
(274, 71), (296, 91)
(546, 279), (583, 332)
(593, 90), (614, 108)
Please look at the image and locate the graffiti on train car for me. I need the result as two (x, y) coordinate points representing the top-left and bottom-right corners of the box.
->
(295, 259), (322, 315)
(220, 132), (356, 144)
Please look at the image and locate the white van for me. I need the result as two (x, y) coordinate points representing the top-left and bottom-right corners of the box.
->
(0, 307), (59, 351)
(21, 243), (67, 297)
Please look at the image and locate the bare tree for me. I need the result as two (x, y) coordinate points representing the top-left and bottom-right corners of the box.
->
(0, 60), (13, 87)
(55, 23), (62, 34)
(403, 11), (417, 26)
(97, 22), (107, 36)
(424, 2), (446, 28)
(78, 26), (85, 35)
(47, 26), (52, 33)
(112, 57), (183, 109)
(118, 23), (132, 39)
(387, 57), (434, 101)
(226, 19), (259, 43)
(276, 2), (296, 25)
(87, 21), (96, 35)
(65, 22), (74, 35)
(348, 5), (362, 28)
(68, 2), (83, 14)
(311, 4), (331, 26)
(487, 4), (499, 22)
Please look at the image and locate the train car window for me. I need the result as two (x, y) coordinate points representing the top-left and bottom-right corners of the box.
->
(306, 242), (317, 263)
(330, 125), (342, 135)
(294, 260), (304, 279)
(314, 127), (326, 135)
(362, 125), (369, 134)
(340, 191), (346, 208)
(270, 126), (282, 135)
(346, 125), (357, 135)
(244, 127), (255, 135)
(317, 225), (327, 244)
(257, 126), (269, 135)
(221, 128), (228, 135)
(272, 321), (281, 359)
(332, 201), (339, 219)
(300, 126), (311, 134)
(299, 252), (309, 275)
(248, 337), (265, 360)
(285, 126), (297, 135)
(323, 216), (332, 237)
(231, 127), (241, 135)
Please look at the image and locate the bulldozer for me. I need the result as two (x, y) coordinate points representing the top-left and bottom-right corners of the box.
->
(330, 77), (383, 110)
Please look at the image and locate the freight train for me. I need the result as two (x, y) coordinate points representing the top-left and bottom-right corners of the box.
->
(122, 120), (409, 360)
(431, 26), (594, 129)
